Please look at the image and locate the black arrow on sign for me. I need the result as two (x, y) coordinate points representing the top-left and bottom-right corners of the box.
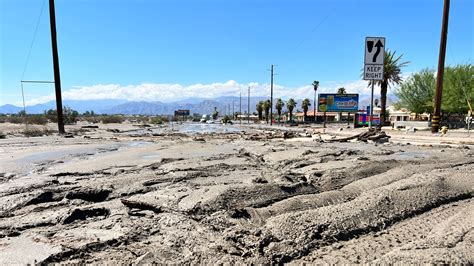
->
(372, 40), (383, 62)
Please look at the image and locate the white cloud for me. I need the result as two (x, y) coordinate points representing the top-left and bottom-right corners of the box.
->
(21, 79), (398, 106)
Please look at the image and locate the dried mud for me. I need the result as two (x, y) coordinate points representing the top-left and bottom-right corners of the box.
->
(0, 125), (473, 264)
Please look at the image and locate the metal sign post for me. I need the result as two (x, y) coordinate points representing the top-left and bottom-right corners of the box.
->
(363, 37), (385, 129)
(369, 83), (375, 128)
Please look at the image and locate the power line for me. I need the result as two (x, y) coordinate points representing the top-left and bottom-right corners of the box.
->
(292, 10), (333, 53)
(21, 0), (47, 81)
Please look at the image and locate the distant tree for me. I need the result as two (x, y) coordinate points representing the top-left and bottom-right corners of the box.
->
(63, 106), (79, 124)
(374, 98), (380, 107)
(45, 109), (58, 123)
(212, 107), (219, 120)
(366, 49), (409, 124)
(275, 98), (284, 123)
(263, 99), (271, 123)
(286, 98), (296, 122)
(301, 98), (311, 122)
(256, 101), (264, 120)
(18, 110), (26, 116)
(45, 106), (78, 124)
(337, 87), (346, 95)
(395, 69), (435, 118)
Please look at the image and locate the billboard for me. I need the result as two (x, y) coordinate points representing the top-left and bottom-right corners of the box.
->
(318, 93), (359, 112)
(174, 110), (190, 116)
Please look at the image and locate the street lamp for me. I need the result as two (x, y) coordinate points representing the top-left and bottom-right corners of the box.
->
(312, 80), (319, 124)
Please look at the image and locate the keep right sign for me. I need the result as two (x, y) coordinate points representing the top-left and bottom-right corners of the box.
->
(364, 37), (385, 80)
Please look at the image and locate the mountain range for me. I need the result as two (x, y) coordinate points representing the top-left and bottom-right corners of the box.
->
(0, 95), (398, 115)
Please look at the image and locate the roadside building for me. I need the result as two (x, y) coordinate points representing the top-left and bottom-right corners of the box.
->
(387, 106), (410, 122)
(295, 110), (339, 123)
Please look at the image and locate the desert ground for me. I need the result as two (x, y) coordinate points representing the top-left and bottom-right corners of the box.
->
(0, 122), (473, 264)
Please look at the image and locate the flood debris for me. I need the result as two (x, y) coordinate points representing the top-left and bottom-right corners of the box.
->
(328, 128), (391, 143)
(0, 124), (472, 264)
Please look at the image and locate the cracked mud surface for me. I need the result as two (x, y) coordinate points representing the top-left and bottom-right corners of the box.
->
(0, 124), (473, 264)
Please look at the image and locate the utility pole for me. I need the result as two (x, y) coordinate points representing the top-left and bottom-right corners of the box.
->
(232, 101), (234, 119)
(49, 0), (65, 134)
(240, 90), (242, 124)
(432, 0), (450, 133)
(270, 64), (274, 126)
(312, 81), (319, 124)
(248, 86), (250, 124)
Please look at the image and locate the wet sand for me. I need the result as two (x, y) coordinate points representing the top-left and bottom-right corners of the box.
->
(0, 122), (473, 264)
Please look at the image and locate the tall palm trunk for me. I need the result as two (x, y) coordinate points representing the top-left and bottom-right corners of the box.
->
(303, 110), (307, 122)
(380, 80), (388, 125)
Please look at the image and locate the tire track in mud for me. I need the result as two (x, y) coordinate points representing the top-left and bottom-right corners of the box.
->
(297, 198), (474, 264)
(245, 160), (472, 223)
(255, 163), (474, 263)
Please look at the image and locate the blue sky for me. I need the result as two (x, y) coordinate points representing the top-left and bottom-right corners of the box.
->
(1, 0), (473, 105)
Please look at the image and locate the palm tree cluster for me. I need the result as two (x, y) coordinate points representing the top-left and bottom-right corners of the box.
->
(255, 98), (317, 123)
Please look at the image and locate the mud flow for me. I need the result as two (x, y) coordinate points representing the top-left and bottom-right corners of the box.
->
(0, 126), (473, 264)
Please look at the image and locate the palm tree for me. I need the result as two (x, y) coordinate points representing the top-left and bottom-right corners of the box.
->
(337, 87), (346, 95)
(286, 98), (296, 123)
(336, 88), (346, 121)
(275, 98), (284, 123)
(212, 107), (219, 120)
(301, 98), (311, 122)
(256, 101), (264, 120)
(263, 99), (271, 123)
(368, 49), (409, 124)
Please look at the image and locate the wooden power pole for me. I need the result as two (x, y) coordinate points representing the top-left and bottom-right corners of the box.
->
(248, 86), (250, 124)
(432, 0), (450, 133)
(270, 64), (274, 126)
(49, 0), (65, 134)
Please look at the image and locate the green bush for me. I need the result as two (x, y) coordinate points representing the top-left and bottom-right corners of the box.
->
(101, 115), (124, 124)
(150, 116), (163, 124)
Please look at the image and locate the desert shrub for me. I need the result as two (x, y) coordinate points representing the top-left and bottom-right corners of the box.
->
(82, 116), (100, 123)
(22, 127), (54, 137)
(150, 116), (162, 124)
(6, 116), (23, 124)
(27, 115), (48, 125)
(221, 115), (232, 124)
(134, 116), (150, 123)
(101, 115), (124, 124)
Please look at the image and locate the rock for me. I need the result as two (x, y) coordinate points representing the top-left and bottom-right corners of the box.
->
(61, 207), (110, 224)
(81, 125), (99, 129)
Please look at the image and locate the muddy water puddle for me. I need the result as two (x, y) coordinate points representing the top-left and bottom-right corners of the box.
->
(125, 123), (244, 136)
(389, 151), (432, 160)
